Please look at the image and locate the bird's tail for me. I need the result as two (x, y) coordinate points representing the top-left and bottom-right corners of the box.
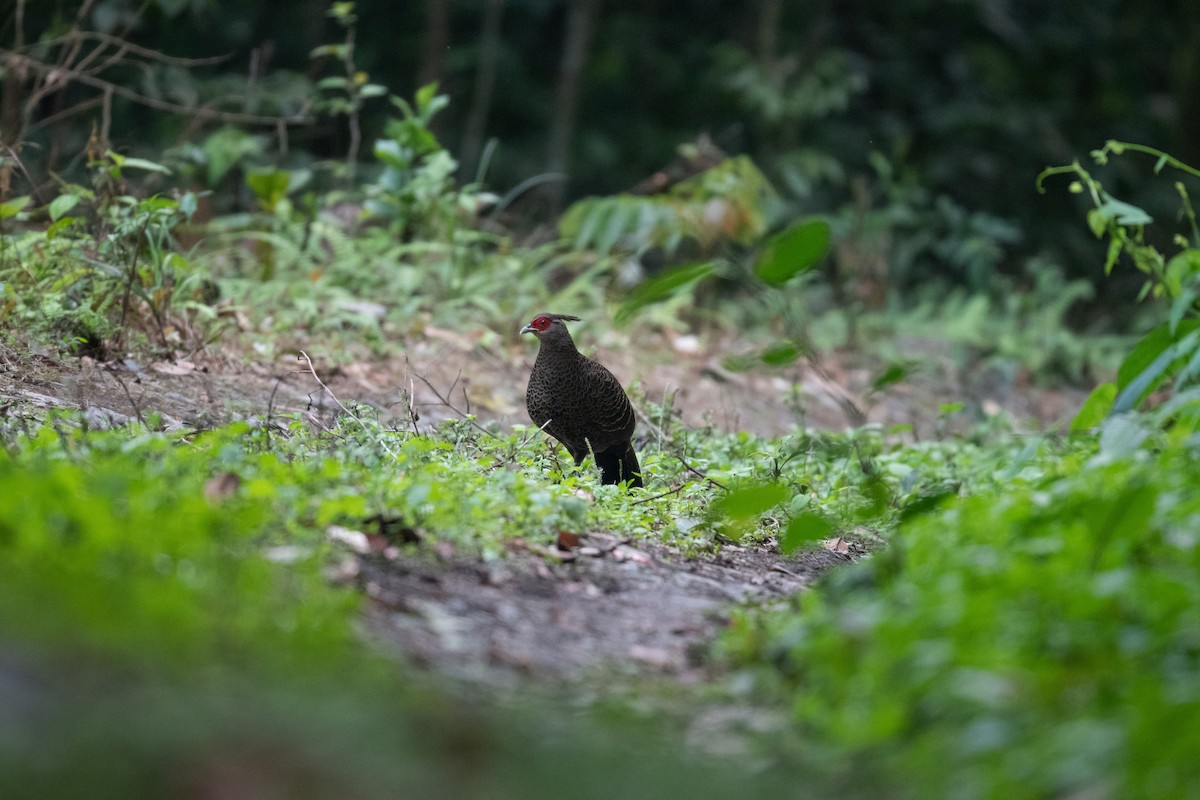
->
(595, 441), (643, 488)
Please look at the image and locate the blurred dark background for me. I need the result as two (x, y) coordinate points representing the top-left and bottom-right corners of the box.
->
(3, 0), (1199, 313)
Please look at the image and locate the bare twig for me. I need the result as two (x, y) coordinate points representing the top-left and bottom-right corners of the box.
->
(411, 370), (495, 438)
(297, 350), (399, 458)
(676, 454), (726, 491)
(265, 374), (288, 451)
(0, 47), (313, 126)
(631, 482), (687, 505)
(103, 366), (147, 430)
(16, 30), (232, 67)
(0, 144), (46, 204)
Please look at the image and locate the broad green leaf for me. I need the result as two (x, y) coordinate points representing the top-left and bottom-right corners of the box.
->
(1165, 249), (1200, 306)
(712, 482), (790, 522)
(781, 512), (832, 554)
(415, 82), (440, 112)
(1095, 196), (1152, 226)
(872, 361), (913, 391)
(721, 354), (759, 373)
(615, 261), (713, 324)
(755, 218), (831, 286)
(309, 44), (346, 58)
(1116, 321), (1198, 390)
(1174, 342), (1200, 388)
(0, 195), (30, 220)
(1113, 328), (1200, 414)
(178, 192), (198, 220)
(1168, 284), (1199, 335)
(246, 169), (291, 210)
(761, 342), (802, 366)
(48, 194), (81, 221)
(118, 156), (172, 175)
(45, 216), (80, 240)
(897, 491), (957, 523)
(1071, 383), (1116, 431)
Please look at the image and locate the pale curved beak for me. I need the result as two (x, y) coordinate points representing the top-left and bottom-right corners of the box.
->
(520, 324), (536, 335)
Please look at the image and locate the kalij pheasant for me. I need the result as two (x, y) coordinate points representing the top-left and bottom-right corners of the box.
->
(521, 313), (643, 487)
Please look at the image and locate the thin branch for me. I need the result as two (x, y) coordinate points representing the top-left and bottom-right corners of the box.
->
(103, 366), (148, 430)
(297, 350), (399, 458)
(631, 482), (687, 505)
(0, 47), (313, 126)
(24, 95), (103, 134)
(15, 30), (233, 67)
(676, 455), (726, 491)
(412, 371), (496, 438)
(0, 144), (46, 204)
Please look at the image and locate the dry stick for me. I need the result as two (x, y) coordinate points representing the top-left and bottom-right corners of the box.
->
(676, 455), (726, 491)
(0, 145), (46, 204)
(411, 370), (495, 438)
(103, 366), (147, 430)
(264, 374), (289, 451)
(24, 95), (103, 135)
(0, 48), (313, 126)
(297, 350), (399, 459)
(631, 482), (688, 506)
(16, 31), (232, 67)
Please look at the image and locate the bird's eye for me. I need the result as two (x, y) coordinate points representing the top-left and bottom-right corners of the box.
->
(534, 316), (550, 329)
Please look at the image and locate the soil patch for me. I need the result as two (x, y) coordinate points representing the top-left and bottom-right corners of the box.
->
(356, 536), (851, 688)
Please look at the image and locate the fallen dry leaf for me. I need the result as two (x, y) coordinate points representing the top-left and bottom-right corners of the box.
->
(150, 360), (196, 376)
(325, 556), (360, 584)
(629, 645), (674, 669)
(203, 472), (241, 502)
(556, 530), (582, 551)
(821, 536), (851, 555)
(327, 525), (371, 554)
(611, 545), (652, 565)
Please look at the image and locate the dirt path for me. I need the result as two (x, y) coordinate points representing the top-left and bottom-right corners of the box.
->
(356, 537), (849, 687)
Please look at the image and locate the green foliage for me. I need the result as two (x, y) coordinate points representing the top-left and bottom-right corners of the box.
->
(367, 84), (479, 240)
(615, 261), (714, 324)
(0, 415), (818, 799)
(0, 422), (355, 671)
(559, 155), (775, 257)
(754, 218), (831, 287)
(1042, 142), (1200, 421)
(0, 155), (213, 354)
(719, 431), (1200, 798)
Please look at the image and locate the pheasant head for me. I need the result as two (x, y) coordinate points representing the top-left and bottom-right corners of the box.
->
(520, 313), (581, 348)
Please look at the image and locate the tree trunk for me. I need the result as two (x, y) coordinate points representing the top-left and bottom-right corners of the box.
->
(418, 0), (451, 89)
(544, 0), (601, 214)
(460, 0), (505, 183)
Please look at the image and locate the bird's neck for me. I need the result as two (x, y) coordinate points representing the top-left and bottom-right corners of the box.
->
(536, 333), (579, 358)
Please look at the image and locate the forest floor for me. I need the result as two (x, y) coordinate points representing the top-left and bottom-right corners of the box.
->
(0, 329), (1085, 689)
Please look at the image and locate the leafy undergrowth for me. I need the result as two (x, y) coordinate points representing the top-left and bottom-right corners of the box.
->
(0, 398), (1114, 798)
(719, 422), (1200, 799)
(0, 415), (795, 799)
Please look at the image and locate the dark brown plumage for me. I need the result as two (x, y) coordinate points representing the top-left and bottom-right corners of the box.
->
(521, 313), (643, 487)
